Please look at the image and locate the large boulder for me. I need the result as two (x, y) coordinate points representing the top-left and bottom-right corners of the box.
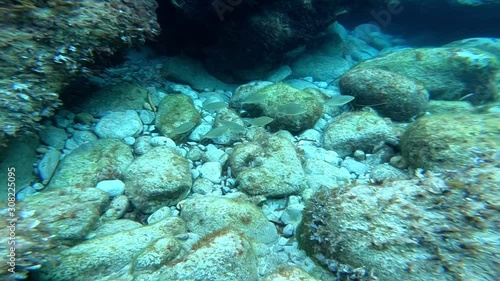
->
(136, 229), (259, 281)
(0, 1), (159, 142)
(34, 217), (186, 281)
(155, 94), (201, 142)
(340, 68), (429, 121)
(298, 163), (500, 281)
(179, 196), (279, 244)
(401, 113), (499, 172)
(123, 146), (192, 214)
(322, 111), (396, 158)
(349, 47), (498, 104)
(229, 134), (307, 197)
(20, 187), (109, 244)
(232, 82), (323, 133)
(48, 139), (134, 189)
(94, 110), (143, 139)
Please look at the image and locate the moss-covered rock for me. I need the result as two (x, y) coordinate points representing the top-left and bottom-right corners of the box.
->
(19, 187), (109, 244)
(401, 113), (499, 172)
(350, 47), (498, 104)
(262, 267), (322, 281)
(229, 134), (307, 197)
(298, 163), (500, 280)
(179, 196), (279, 244)
(322, 111), (396, 158)
(0, 0), (159, 143)
(48, 139), (134, 189)
(426, 100), (475, 115)
(444, 38), (500, 59)
(236, 83), (323, 133)
(155, 94), (201, 142)
(123, 146), (192, 214)
(340, 68), (429, 121)
(34, 217), (186, 281)
(137, 229), (259, 281)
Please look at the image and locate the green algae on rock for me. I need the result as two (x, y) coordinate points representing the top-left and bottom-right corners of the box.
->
(233, 83), (323, 133)
(136, 229), (259, 281)
(229, 134), (307, 197)
(48, 139), (134, 189)
(0, 0), (159, 142)
(349, 47), (498, 104)
(179, 196), (279, 244)
(340, 68), (429, 121)
(401, 113), (499, 172)
(123, 146), (192, 214)
(322, 111), (396, 158)
(155, 94), (201, 142)
(298, 162), (500, 281)
(33, 217), (186, 281)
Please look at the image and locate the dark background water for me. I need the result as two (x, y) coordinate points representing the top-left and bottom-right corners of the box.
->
(337, 2), (500, 46)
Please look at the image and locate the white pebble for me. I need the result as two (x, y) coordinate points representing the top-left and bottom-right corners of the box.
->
(95, 179), (125, 196)
(124, 137), (136, 145)
(283, 224), (294, 238)
(198, 162), (222, 183)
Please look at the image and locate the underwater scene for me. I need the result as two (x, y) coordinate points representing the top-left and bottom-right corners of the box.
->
(0, 0), (499, 280)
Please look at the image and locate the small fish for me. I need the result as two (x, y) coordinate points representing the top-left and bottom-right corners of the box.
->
(202, 126), (229, 139)
(242, 92), (267, 104)
(324, 95), (355, 106)
(220, 120), (246, 133)
(249, 116), (274, 127)
(203, 101), (228, 111)
(170, 122), (196, 136)
(459, 93), (474, 101)
(276, 103), (307, 116)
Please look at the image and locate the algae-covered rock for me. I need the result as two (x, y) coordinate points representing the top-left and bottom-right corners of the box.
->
(48, 139), (134, 189)
(350, 47), (498, 104)
(34, 217), (186, 281)
(426, 100), (475, 115)
(229, 134), (307, 197)
(231, 81), (273, 109)
(298, 163), (500, 281)
(94, 110), (143, 139)
(77, 82), (149, 117)
(136, 229), (259, 281)
(123, 146), (192, 214)
(444, 37), (500, 59)
(211, 107), (246, 145)
(0, 1), (159, 142)
(262, 267), (322, 281)
(322, 111), (396, 158)
(155, 94), (201, 142)
(401, 113), (499, 172)
(340, 68), (429, 121)
(234, 82), (323, 133)
(20, 186), (109, 243)
(179, 196), (279, 244)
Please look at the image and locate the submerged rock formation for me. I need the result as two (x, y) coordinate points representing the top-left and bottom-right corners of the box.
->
(0, 0), (160, 143)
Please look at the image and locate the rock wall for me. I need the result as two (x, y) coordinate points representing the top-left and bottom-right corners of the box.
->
(0, 0), (160, 143)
